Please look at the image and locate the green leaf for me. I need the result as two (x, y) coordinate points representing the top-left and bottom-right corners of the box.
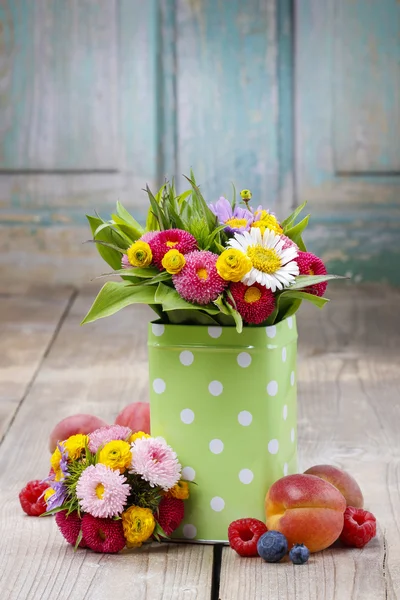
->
(155, 283), (220, 314)
(107, 267), (160, 278)
(214, 294), (243, 333)
(183, 175), (217, 232)
(74, 529), (83, 551)
(281, 201), (307, 231)
(166, 309), (219, 325)
(81, 281), (157, 324)
(111, 214), (143, 243)
(289, 274), (345, 290)
(116, 201), (144, 233)
(279, 289), (330, 309)
(231, 182), (237, 209)
(87, 216), (128, 270)
(284, 215), (310, 249)
(85, 239), (125, 254)
(275, 297), (302, 322)
(146, 185), (169, 230)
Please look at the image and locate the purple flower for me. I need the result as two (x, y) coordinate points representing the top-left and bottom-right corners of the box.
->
(46, 481), (68, 511)
(209, 196), (253, 234)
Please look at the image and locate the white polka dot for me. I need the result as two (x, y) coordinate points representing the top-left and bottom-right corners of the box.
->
(268, 439), (279, 454)
(183, 524), (197, 539)
(238, 410), (253, 426)
(180, 350), (194, 366)
(152, 324), (165, 336)
(153, 378), (166, 394)
(290, 371), (295, 386)
(180, 409), (195, 424)
(208, 326), (222, 339)
(239, 469), (254, 484)
(210, 496), (225, 512)
(237, 352), (251, 368)
(282, 347), (287, 362)
(267, 380), (278, 396)
(291, 428), (295, 443)
(209, 439), (224, 454)
(266, 325), (276, 338)
(283, 405), (288, 421)
(283, 463), (288, 476)
(287, 316), (293, 329)
(182, 466), (196, 481)
(208, 380), (223, 396)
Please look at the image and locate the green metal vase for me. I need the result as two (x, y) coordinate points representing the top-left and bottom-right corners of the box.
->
(148, 317), (298, 543)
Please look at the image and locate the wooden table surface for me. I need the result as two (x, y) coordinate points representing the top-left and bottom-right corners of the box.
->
(0, 282), (399, 600)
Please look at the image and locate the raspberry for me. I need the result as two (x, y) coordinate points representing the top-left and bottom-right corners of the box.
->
(228, 518), (268, 557)
(340, 506), (376, 548)
(19, 480), (49, 516)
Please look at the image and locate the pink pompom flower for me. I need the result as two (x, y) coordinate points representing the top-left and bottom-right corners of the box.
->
(140, 231), (158, 243)
(121, 254), (131, 269)
(148, 229), (197, 269)
(296, 251), (328, 297)
(229, 281), (275, 325)
(76, 464), (130, 518)
(129, 436), (181, 491)
(88, 425), (132, 454)
(173, 250), (227, 305)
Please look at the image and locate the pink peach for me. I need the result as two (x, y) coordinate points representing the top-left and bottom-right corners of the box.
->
(49, 414), (108, 452)
(114, 402), (150, 434)
(265, 474), (346, 553)
(304, 464), (364, 508)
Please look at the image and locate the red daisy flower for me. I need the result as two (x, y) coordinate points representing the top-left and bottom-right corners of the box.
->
(55, 510), (87, 548)
(296, 251), (327, 297)
(81, 514), (126, 554)
(229, 282), (275, 324)
(173, 250), (227, 305)
(148, 229), (197, 270)
(156, 497), (185, 537)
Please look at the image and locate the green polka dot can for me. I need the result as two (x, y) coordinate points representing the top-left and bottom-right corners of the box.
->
(148, 317), (298, 543)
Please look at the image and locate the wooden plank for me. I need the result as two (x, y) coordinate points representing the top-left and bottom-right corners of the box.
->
(175, 0), (279, 207)
(0, 286), (74, 442)
(333, 0), (400, 173)
(219, 284), (400, 599)
(0, 289), (213, 600)
(0, 0), (119, 170)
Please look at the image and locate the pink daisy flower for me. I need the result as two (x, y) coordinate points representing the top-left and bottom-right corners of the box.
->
(129, 436), (181, 491)
(81, 514), (126, 553)
(229, 281), (275, 324)
(88, 425), (132, 453)
(148, 229), (197, 269)
(76, 464), (130, 518)
(296, 251), (328, 297)
(140, 231), (158, 243)
(173, 250), (227, 305)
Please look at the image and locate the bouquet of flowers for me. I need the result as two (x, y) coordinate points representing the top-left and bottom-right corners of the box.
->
(44, 427), (189, 553)
(82, 173), (342, 330)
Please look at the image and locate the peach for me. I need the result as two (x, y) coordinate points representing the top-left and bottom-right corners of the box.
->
(49, 414), (108, 452)
(304, 465), (364, 508)
(114, 402), (150, 434)
(265, 474), (346, 553)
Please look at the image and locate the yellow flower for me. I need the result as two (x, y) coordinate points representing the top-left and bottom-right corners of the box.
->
(50, 447), (62, 474)
(240, 189), (252, 200)
(127, 240), (153, 267)
(161, 249), (186, 274)
(251, 212), (283, 235)
(98, 440), (132, 473)
(64, 434), (89, 460)
(129, 431), (151, 444)
(216, 249), (252, 282)
(122, 505), (155, 547)
(166, 480), (190, 500)
(44, 488), (55, 504)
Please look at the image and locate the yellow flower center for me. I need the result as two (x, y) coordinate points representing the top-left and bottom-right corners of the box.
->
(166, 240), (178, 248)
(225, 218), (248, 229)
(247, 245), (281, 274)
(244, 286), (262, 303)
(95, 483), (105, 499)
(197, 268), (208, 280)
(308, 268), (314, 275)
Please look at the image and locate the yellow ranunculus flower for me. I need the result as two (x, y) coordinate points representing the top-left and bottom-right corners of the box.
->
(161, 249), (186, 274)
(251, 213), (283, 235)
(127, 240), (153, 267)
(216, 249), (252, 282)
(50, 446), (62, 473)
(44, 488), (55, 503)
(64, 434), (89, 460)
(167, 480), (190, 500)
(129, 431), (151, 444)
(98, 440), (132, 473)
(122, 505), (156, 547)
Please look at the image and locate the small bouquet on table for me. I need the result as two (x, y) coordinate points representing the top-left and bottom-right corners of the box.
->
(81, 174), (342, 544)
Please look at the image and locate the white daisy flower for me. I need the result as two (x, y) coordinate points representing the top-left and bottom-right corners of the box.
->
(227, 228), (299, 292)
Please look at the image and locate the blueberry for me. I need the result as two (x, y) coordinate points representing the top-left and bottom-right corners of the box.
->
(289, 544), (310, 565)
(257, 531), (288, 562)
